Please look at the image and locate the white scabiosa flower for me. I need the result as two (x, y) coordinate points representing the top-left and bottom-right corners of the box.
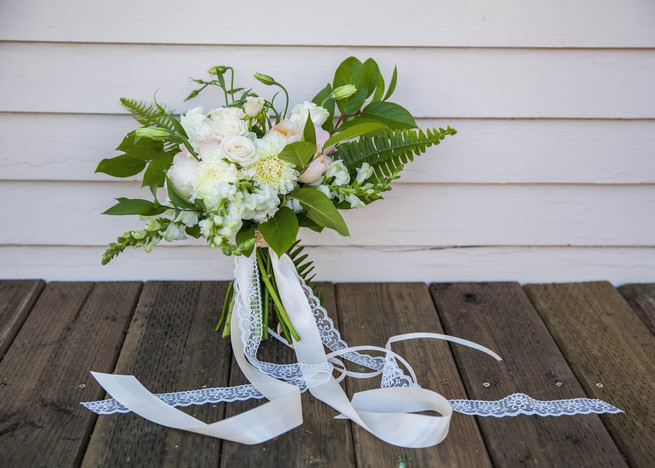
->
(193, 159), (238, 209)
(290, 101), (330, 128)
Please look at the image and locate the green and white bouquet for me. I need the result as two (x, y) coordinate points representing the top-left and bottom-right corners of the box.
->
(97, 57), (456, 340)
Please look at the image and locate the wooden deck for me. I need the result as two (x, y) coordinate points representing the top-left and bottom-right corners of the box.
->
(0, 280), (654, 467)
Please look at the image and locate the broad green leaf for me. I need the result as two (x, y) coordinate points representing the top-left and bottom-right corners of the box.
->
(277, 141), (316, 169)
(103, 198), (167, 216)
(289, 188), (350, 236)
(185, 224), (201, 238)
(312, 83), (332, 106)
(116, 132), (164, 161)
(235, 223), (256, 257)
(323, 122), (390, 149)
(333, 57), (369, 114)
(142, 151), (176, 188)
(372, 72), (386, 102)
(360, 101), (417, 129)
(362, 58), (380, 99)
(383, 65), (398, 101)
(165, 175), (196, 210)
(302, 112), (316, 144)
(298, 215), (325, 233)
(95, 154), (146, 178)
(258, 207), (299, 258)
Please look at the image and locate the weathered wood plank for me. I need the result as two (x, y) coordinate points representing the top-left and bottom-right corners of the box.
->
(82, 281), (230, 467)
(0, 281), (140, 467)
(220, 283), (356, 468)
(0, 279), (44, 359)
(430, 282), (627, 467)
(336, 283), (491, 468)
(524, 282), (655, 468)
(618, 283), (655, 336)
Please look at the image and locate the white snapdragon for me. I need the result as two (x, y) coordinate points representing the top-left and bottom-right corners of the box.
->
(355, 162), (374, 184)
(346, 194), (365, 209)
(174, 211), (199, 228)
(163, 223), (187, 242)
(326, 160), (350, 186)
(290, 101), (330, 128)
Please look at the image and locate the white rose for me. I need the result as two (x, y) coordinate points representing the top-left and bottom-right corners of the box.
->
(167, 151), (199, 199)
(209, 107), (246, 121)
(180, 107), (213, 143)
(219, 135), (259, 167)
(213, 119), (249, 139)
(244, 96), (265, 117)
(290, 101), (330, 127)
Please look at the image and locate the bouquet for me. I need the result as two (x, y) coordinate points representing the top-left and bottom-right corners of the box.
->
(97, 56), (456, 341)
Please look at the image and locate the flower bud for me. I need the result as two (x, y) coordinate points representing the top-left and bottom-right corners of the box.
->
(329, 84), (357, 101)
(253, 73), (275, 86)
(208, 66), (227, 75)
(135, 127), (170, 140)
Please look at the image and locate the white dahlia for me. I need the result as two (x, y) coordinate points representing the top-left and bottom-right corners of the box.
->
(252, 153), (297, 195)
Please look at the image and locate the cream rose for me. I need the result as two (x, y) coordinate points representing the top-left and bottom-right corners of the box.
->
(244, 96), (265, 117)
(219, 135), (259, 167)
(266, 119), (302, 144)
(209, 107), (246, 121)
(213, 119), (249, 139)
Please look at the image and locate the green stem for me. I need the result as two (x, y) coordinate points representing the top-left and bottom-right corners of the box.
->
(228, 67), (235, 104)
(221, 297), (235, 338)
(216, 281), (234, 331)
(256, 248), (300, 341)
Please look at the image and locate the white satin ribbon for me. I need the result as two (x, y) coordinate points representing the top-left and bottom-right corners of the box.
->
(86, 249), (504, 447)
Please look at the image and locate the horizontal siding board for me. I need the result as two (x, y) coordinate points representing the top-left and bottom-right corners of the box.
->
(2, 44), (655, 118)
(2, 245), (654, 284)
(1, 0), (654, 47)
(1, 182), (653, 247)
(3, 114), (654, 184)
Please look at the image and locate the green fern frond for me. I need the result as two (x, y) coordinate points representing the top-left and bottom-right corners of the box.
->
(288, 240), (324, 305)
(332, 126), (457, 182)
(120, 97), (178, 130)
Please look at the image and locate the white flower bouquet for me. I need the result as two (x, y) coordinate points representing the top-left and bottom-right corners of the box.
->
(97, 57), (456, 340)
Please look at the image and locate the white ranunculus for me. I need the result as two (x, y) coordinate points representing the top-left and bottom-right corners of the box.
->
(355, 162), (374, 184)
(209, 107), (246, 121)
(244, 96), (265, 117)
(219, 135), (259, 167)
(167, 151), (199, 199)
(213, 119), (249, 139)
(180, 107), (213, 144)
(290, 101), (330, 128)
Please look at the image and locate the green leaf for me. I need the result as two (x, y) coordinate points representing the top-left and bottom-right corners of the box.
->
(298, 215), (324, 233)
(235, 223), (256, 257)
(372, 72), (385, 103)
(95, 154), (146, 178)
(323, 122), (390, 149)
(302, 112), (316, 144)
(312, 83), (332, 105)
(289, 188), (350, 236)
(165, 175), (196, 210)
(142, 151), (176, 188)
(116, 132), (164, 161)
(103, 198), (167, 216)
(383, 65), (398, 101)
(258, 207), (299, 258)
(312, 83), (335, 132)
(333, 57), (369, 114)
(185, 224), (201, 238)
(360, 101), (417, 129)
(362, 58), (381, 99)
(277, 141), (316, 169)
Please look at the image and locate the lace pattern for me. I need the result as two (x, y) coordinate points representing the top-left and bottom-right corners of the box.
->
(82, 254), (622, 418)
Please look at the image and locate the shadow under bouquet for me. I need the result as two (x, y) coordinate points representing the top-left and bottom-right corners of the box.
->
(97, 57), (456, 342)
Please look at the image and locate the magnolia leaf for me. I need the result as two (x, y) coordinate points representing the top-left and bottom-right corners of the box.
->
(333, 57), (369, 114)
(383, 65), (398, 101)
(302, 112), (316, 144)
(116, 132), (164, 161)
(323, 122), (390, 149)
(95, 154), (146, 178)
(103, 198), (167, 216)
(372, 72), (386, 103)
(277, 141), (316, 169)
(165, 175), (195, 210)
(360, 101), (417, 129)
(363, 58), (381, 99)
(289, 188), (349, 236)
(258, 207), (299, 258)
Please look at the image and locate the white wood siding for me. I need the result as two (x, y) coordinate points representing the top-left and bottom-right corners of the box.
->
(1, 0), (653, 283)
